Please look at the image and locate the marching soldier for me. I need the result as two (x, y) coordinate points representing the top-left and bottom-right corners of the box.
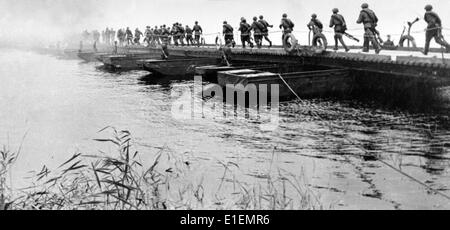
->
(423, 4), (450, 55)
(178, 23), (186, 46)
(259, 15), (273, 48)
(280, 13), (295, 45)
(357, 3), (381, 54)
(144, 26), (152, 47)
(307, 14), (324, 47)
(134, 28), (143, 45)
(185, 25), (194, 46)
(251, 16), (265, 48)
(307, 14), (323, 34)
(223, 21), (236, 47)
(193, 21), (203, 47)
(329, 8), (350, 52)
(126, 27), (134, 46)
(239, 17), (254, 49)
(154, 26), (161, 45)
(171, 24), (179, 46)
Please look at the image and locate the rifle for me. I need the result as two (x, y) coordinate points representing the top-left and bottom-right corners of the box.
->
(343, 32), (360, 42)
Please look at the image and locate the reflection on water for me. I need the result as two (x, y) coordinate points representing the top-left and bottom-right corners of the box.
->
(0, 49), (449, 210)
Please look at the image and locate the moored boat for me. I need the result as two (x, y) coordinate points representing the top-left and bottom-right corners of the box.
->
(217, 67), (351, 100)
(142, 58), (221, 78)
(98, 53), (166, 70)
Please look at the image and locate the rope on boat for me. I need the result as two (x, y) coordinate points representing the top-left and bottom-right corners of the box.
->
(276, 73), (450, 202)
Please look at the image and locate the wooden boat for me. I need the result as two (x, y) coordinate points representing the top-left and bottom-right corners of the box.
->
(78, 52), (110, 62)
(195, 62), (281, 83)
(142, 58), (221, 77)
(98, 53), (165, 70)
(217, 67), (351, 100)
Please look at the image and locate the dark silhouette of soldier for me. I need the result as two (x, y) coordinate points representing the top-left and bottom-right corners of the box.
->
(239, 17), (254, 49)
(357, 3), (381, 54)
(251, 16), (265, 48)
(280, 13), (295, 45)
(125, 27), (134, 46)
(223, 21), (235, 47)
(193, 21), (203, 47)
(185, 25), (194, 46)
(329, 8), (350, 52)
(423, 4), (450, 55)
(259, 15), (273, 48)
(134, 28), (143, 45)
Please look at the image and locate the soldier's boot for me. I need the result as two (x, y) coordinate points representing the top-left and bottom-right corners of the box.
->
(362, 38), (370, 52)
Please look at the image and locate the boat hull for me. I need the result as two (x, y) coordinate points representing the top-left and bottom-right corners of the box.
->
(143, 58), (221, 78)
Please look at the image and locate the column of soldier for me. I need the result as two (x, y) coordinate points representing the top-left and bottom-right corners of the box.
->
(85, 3), (450, 56)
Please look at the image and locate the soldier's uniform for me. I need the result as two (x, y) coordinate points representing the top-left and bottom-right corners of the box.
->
(423, 5), (450, 55)
(280, 14), (295, 45)
(357, 3), (381, 53)
(223, 22), (235, 47)
(259, 16), (273, 47)
(134, 29), (143, 45)
(154, 26), (161, 45)
(193, 22), (203, 46)
(329, 9), (349, 51)
(144, 27), (152, 47)
(307, 16), (323, 35)
(185, 26), (193, 46)
(177, 24), (186, 46)
(251, 17), (265, 48)
(171, 25), (179, 46)
(126, 28), (133, 46)
(239, 19), (254, 49)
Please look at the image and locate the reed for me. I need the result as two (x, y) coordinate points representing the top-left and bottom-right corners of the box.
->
(0, 127), (321, 210)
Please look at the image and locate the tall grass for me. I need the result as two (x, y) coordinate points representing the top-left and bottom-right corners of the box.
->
(0, 127), (322, 210)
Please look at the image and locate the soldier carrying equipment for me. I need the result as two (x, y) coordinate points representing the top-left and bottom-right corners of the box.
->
(193, 21), (203, 47)
(259, 15), (273, 48)
(308, 14), (326, 48)
(280, 13), (296, 49)
(223, 21), (236, 47)
(357, 3), (382, 54)
(251, 16), (265, 48)
(329, 8), (350, 52)
(239, 17), (254, 49)
(423, 4), (450, 55)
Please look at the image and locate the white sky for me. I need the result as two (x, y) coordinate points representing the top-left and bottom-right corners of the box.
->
(1, 0), (449, 46)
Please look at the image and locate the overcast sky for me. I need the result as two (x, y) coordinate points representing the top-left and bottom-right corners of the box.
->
(1, 0), (449, 46)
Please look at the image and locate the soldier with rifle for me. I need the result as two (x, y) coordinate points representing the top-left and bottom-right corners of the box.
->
(259, 15), (273, 48)
(329, 8), (351, 52)
(423, 4), (450, 55)
(223, 21), (236, 47)
(239, 17), (254, 49)
(357, 3), (381, 54)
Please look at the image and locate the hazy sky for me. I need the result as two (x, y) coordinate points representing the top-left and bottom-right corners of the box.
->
(1, 0), (450, 46)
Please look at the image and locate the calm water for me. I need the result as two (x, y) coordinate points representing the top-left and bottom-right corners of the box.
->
(1, 49), (450, 210)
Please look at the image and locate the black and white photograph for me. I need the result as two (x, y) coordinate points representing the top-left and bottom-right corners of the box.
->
(1, 0), (450, 214)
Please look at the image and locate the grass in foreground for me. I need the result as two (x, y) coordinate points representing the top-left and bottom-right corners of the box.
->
(0, 127), (322, 210)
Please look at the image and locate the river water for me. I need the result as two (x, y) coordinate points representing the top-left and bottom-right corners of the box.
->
(1, 49), (450, 210)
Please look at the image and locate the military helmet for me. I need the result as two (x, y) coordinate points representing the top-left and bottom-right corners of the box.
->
(259, 15), (264, 19)
(361, 3), (369, 8)
(241, 17), (246, 21)
(195, 21), (198, 24)
(311, 14), (317, 18)
(332, 8), (339, 13)
(425, 4), (433, 11)
(223, 21), (227, 24)
(253, 16), (258, 21)
(282, 13), (288, 18)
